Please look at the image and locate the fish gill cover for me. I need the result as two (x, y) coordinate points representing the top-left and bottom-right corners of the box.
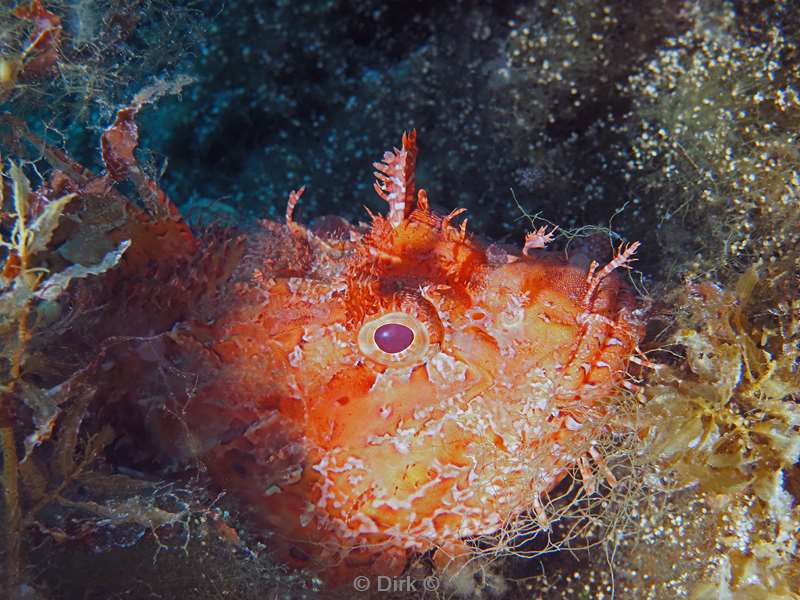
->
(0, 1), (798, 599)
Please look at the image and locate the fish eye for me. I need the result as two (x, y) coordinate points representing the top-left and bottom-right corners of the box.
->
(357, 311), (432, 367)
(374, 323), (414, 353)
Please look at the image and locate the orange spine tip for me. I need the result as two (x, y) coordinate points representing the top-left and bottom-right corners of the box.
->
(522, 225), (557, 255)
(372, 130), (418, 228)
(285, 186), (306, 227)
(581, 241), (640, 308)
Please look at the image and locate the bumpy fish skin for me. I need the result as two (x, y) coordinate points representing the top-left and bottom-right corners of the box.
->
(155, 131), (643, 582)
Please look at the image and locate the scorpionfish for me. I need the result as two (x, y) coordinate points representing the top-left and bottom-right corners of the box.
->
(144, 131), (643, 583)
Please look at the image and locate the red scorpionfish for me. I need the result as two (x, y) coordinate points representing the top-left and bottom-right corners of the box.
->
(142, 130), (644, 584)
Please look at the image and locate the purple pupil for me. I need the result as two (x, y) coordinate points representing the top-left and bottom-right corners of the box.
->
(374, 323), (414, 354)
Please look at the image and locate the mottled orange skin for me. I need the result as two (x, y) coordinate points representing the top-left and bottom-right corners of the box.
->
(160, 133), (642, 583)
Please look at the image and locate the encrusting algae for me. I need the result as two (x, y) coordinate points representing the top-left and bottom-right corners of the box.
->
(625, 264), (800, 599)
